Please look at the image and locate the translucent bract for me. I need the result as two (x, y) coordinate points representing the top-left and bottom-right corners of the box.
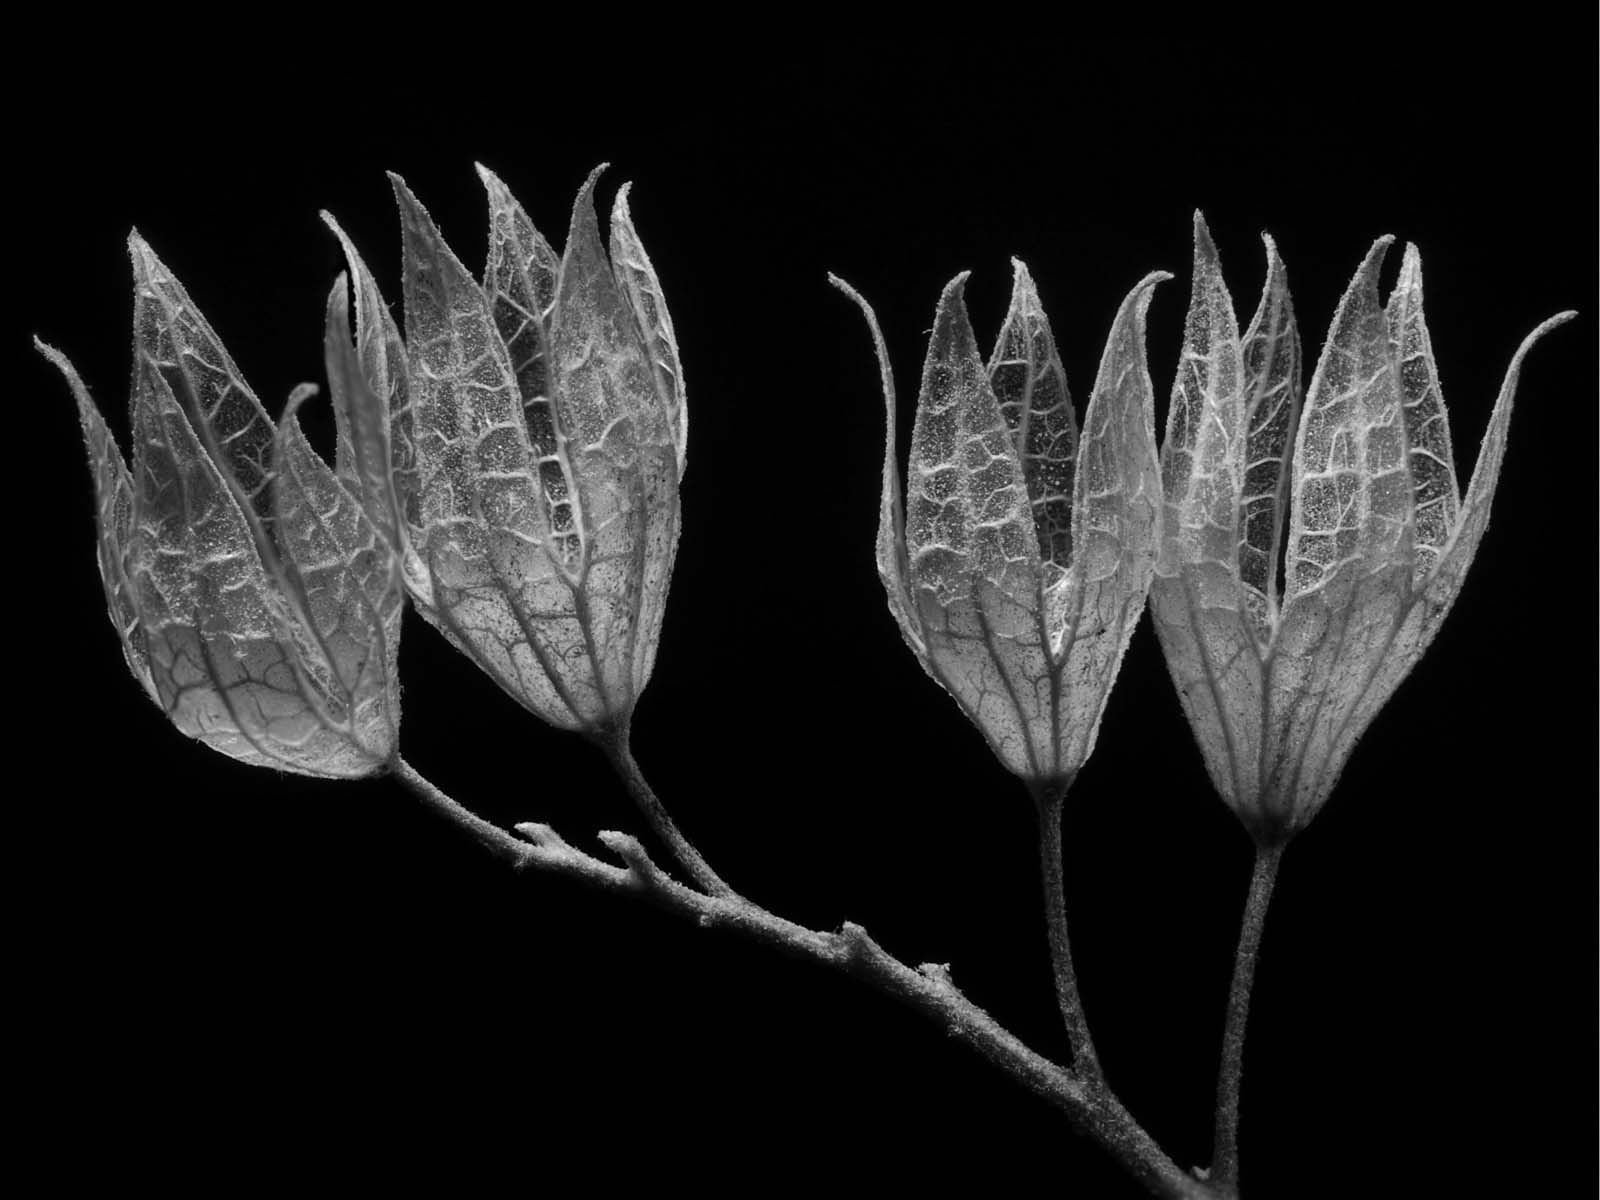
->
(349, 165), (685, 734)
(837, 264), (1167, 785)
(39, 238), (406, 777)
(1152, 213), (1574, 841)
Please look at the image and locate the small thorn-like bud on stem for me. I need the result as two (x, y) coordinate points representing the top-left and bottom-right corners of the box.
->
(596, 829), (665, 885)
(513, 822), (570, 852)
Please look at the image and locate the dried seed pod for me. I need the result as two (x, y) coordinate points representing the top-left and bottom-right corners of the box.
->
(343, 166), (685, 736)
(836, 264), (1168, 786)
(1152, 213), (1575, 841)
(40, 237), (405, 777)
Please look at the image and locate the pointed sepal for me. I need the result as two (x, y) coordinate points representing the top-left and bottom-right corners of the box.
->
(1384, 244), (1458, 581)
(1237, 233), (1302, 634)
(38, 338), (157, 702)
(988, 259), (1077, 586)
(270, 384), (403, 768)
(1055, 270), (1169, 769)
(319, 210), (427, 604)
(830, 274), (926, 658)
(610, 181), (687, 477)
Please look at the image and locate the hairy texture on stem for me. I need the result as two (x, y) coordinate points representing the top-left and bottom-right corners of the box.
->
(1211, 842), (1282, 1195)
(1032, 781), (1099, 1077)
(596, 725), (732, 897)
(387, 755), (1219, 1200)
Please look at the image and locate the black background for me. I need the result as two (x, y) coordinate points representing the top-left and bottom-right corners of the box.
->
(20, 40), (1596, 1197)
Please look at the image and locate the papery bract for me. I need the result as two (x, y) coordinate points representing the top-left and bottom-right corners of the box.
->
(40, 237), (406, 777)
(836, 264), (1167, 785)
(1152, 214), (1574, 841)
(355, 165), (684, 735)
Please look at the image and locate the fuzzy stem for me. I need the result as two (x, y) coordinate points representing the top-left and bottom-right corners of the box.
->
(596, 724), (734, 897)
(1211, 841), (1284, 1195)
(387, 753), (1217, 1200)
(1032, 781), (1101, 1078)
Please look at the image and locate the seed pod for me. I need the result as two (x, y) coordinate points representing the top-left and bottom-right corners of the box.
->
(40, 236), (406, 777)
(1151, 213), (1575, 841)
(836, 263), (1168, 787)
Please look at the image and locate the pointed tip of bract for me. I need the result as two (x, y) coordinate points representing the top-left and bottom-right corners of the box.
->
(1357, 234), (1397, 280)
(389, 174), (456, 263)
(564, 164), (610, 256)
(829, 273), (891, 350)
(39, 337), (121, 467)
(939, 270), (973, 305)
(387, 170), (418, 208)
(1192, 211), (1219, 266)
(475, 162), (511, 206)
(1257, 231), (1288, 295)
(126, 229), (162, 281)
(826, 270), (868, 307)
(1007, 255), (1037, 294)
(34, 334), (90, 405)
(825, 272), (892, 377)
(324, 271), (352, 332)
(1525, 309), (1579, 346)
(1399, 241), (1427, 303)
(572, 163), (609, 215)
(609, 181), (638, 246)
(282, 381), (321, 424)
(1329, 236), (1395, 315)
(1003, 258), (1046, 326)
(274, 382), (323, 472)
(930, 273), (980, 363)
(387, 172), (434, 229)
(319, 209), (354, 248)
(319, 211), (370, 284)
(1114, 270), (1173, 327)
